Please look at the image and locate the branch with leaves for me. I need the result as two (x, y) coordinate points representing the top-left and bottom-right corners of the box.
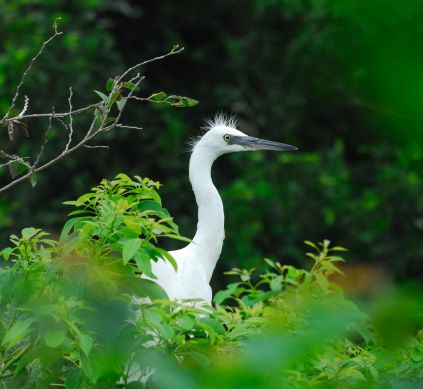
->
(0, 23), (198, 194)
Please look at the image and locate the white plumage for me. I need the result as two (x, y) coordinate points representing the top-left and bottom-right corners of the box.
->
(149, 115), (297, 305)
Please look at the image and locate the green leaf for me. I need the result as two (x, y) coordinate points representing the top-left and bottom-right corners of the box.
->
(166, 95), (199, 107)
(122, 238), (142, 264)
(144, 309), (162, 327)
(304, 240), (318, 251)
(134, 250), (155, 278)
(183, 97), (198, 107)
(60, 217), (85, 241)
(411, 345), (423, 362)
(0, 247), (14, 260)
(148, 91), (167, 101)
(123, 216), (142, 235)
(330, 246), (348, 252)
(123, 81), (140, 91)
(270, 275), (283, 291)
(200, 317), (225, 335)
(158, 323), (174, 340)
(116, 99), (125, 111)
(320, 261), (344, 275)
(75, 192), (96, 206)
(213, 290), (231, 305)
(44, 329), (65, 348)
(162, 234), (191, 243)
(68, 209), (88, 216)
(106, 78), (115, 92)
(315, 272), (329, 291)
(140, 200), (162, 212)
(29, 174), (37, 188)
(177, 316), (194, 330)
(94, 90), (108, 103)
(22, 227), (41, 240)
(2, 318), (34, 350)
(367, 365), (379, 380)
(79, 334), (93, 356)
(62, 200), (78, 206)
(8, 160), (28, 179)
(81, 354), (99, 383)
(105, 116), (117, 125)
(264, 258), (276, 269)
(65, 369), (84, 389)
(108, 91), (121, 108)
(155, 247), (177, 271)
(131, 278), (167, 299)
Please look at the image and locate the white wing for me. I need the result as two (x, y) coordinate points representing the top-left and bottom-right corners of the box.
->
(148, 247), (212, 305)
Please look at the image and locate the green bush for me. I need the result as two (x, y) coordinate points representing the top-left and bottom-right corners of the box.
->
(1, 1), (422, 285)
(0, 175), (422, 388)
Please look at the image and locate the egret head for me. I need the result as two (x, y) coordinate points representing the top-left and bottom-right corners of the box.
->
(192, 114), (297, 158)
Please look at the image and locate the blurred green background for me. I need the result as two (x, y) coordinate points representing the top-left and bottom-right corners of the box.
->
(0, 0), (422, 289)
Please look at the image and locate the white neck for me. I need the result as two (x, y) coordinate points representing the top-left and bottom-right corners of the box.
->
(186, 144), (224, 282)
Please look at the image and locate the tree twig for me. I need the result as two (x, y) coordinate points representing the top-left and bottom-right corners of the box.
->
(115, 124), (143, 131)
(0, 27), (62, 124)
(0, 34), (189, 193)
(65, 87), (74, 151)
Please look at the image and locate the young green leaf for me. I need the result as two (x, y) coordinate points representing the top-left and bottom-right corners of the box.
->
(2, 318), (34, 350)
(122, 238), (142, 264)
(44, 329), (65, 348)
(79, 334), (94, 356)
(148, 91), (167, 101)
(106, 78), (115, 92)
(94, 90), (109, 103)
(123, 81), (140, 91)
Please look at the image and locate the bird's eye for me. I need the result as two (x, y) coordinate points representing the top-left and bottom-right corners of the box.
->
(223, 134), (233, 142)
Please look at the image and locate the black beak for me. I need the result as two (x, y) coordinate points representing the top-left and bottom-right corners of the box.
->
(231, 136), (297, 151)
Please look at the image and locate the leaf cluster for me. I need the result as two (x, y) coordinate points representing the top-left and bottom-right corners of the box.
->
(0, 176), (421, 388)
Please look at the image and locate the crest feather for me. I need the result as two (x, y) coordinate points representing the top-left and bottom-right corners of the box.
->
(203, 113), (238, 132)
(187, 113), (238, 152)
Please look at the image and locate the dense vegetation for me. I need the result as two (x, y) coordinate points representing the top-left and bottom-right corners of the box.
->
(0, 176), (422, 388)
(0, 0), (421, 287)
(0, 1), (422, 387)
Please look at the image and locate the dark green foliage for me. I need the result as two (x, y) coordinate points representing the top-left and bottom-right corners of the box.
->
(0, 0), (421, 286)
(0, 2), (422, 386)
(0, 177), (422, 387)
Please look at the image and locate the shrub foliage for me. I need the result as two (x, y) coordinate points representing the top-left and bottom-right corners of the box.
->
(0, 175), (422, 388)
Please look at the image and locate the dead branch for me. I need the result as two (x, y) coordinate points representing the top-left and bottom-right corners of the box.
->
(0, 28), (190, 194)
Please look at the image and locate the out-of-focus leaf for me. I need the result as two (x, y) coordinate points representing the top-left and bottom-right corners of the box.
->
(106, 78), (115, 92)
(122, 238), (142, 264)
(79, 334), (93, 356)
(94, 90), (108, 103)
(148, 91), (167, 101)
(2, 318), (34, 350)
(44, 329), (65, 348)
(410, 345), (423, 362)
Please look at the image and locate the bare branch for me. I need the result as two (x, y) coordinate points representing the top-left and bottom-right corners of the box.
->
(0, 42), (189, 194)
(115, 124), (143, 131)
(0, 160), (21, 169)
(33, 107), (55, 167)
(17, 96), (29, 118)
(128, 96), (148, 102)
(5, 103), (99, 121)
(0, 28), (62, 124)
(0, 73), (144, 193)
(115, 46), (184, 85)
(83, 145), (109, 149)
(65, 87), (74, 151)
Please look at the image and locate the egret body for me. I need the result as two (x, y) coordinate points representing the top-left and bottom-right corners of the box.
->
(150, 116), (297, 305)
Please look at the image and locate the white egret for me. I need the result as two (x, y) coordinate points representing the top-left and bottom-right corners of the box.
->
(150, 115), (297, 305)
